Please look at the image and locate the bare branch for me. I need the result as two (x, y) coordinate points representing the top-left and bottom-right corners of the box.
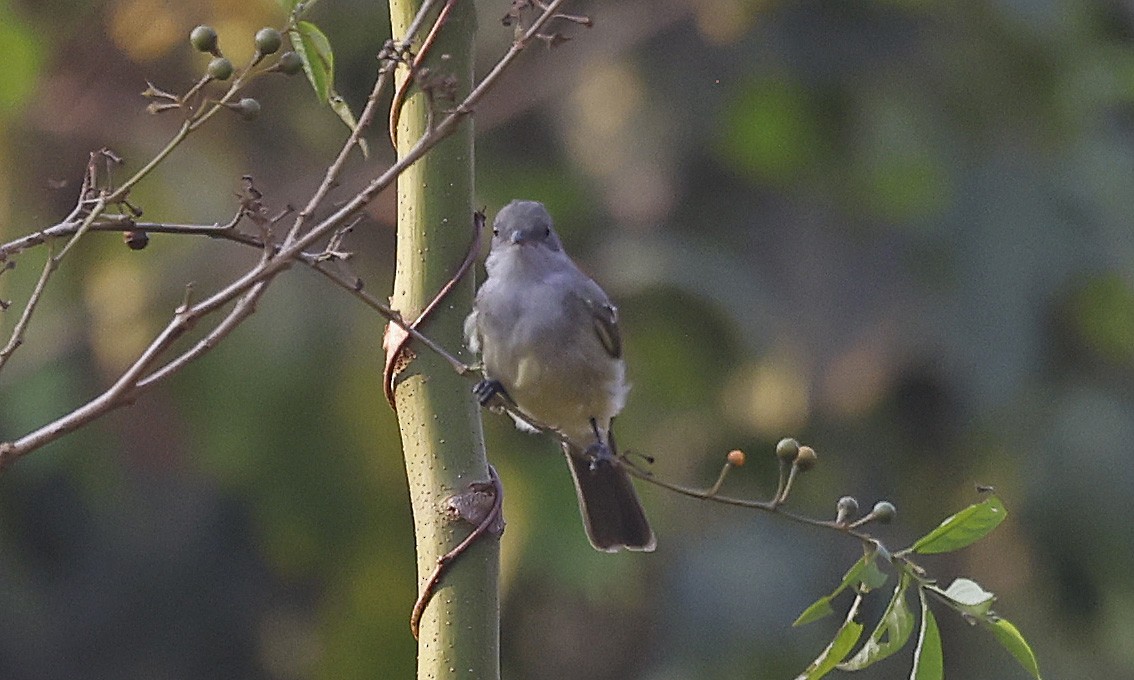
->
(0, 241), (58, 371)
(137, 281), (270, 390)
(1, 0), (575, 469)
(1, 215), (263, 261)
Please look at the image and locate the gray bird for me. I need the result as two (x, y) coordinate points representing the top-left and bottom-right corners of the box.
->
(465, 200), (655, 552)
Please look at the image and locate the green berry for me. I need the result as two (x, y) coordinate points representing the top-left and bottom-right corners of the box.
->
(235, 97), (261, 120)
(775, 437), (800, 462)
(190, 25), (219, 54)
(277, 51), (303, 75)
(872, 501), (897, 524)
(207, 57), (234, 80)
(255, 28), (283, 55)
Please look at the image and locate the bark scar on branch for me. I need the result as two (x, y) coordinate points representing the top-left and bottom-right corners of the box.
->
(382, 209), (484, 407)
(410, 464), (504, 639)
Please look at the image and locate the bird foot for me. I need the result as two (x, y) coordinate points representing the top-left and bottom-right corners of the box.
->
(585, 417), (616, 470)
(473, 379), (510, 411)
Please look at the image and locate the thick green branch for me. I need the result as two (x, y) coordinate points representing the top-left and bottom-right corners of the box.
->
(388, 1), (499, 679)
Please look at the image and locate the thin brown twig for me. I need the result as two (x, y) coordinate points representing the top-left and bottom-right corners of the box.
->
(280, 5), (422, 247)
(0, 216), (260, 260)
(704, 460), (735, 497)
(620, 458), (880, 545)
(301, 253), (472, 375)
(51, 190), (107, 266)
(0, 154), (109, 373)
(0, 45), (272, 379)
(0, 0), (574, 469)
(398, 0), (442, 51)
(183, 51), (265, 135)
(103, 27), (282, 210)
(0, 211), (474, 376)
(197, 0), (574, 303)
(476, 388), (889, 549)
(0, 241), (58, 371)
(470, 385), (892, 556)
(137, 280), (270, 390)
(0, 277), (274, 473)
(285, 0), (445, 247)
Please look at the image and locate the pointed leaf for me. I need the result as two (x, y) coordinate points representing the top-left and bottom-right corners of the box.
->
(839, 572), (916, 671)
(911, 588), (943, 680)
(909, 495), (1006, 555)
(794, 595), (836, 627)
(982, 616), (1042, 679)
(290, 21), (334, 102)
(329, 91), (369, 158)
(795, 593), (865, 680)
(794, 549), (887, 627)
(836, 553), (872, 592)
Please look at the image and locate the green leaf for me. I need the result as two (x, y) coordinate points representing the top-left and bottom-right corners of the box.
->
(931, 578), (997, 618)
(795, 593), (865, 680)
(794, 596), (836, 627)
(288, 25), (366, 152)
(329, 91), (369, 159)
(794, 549), (888, 627)
(982, 616), (1042, 679)
(925, 579), (1042, 676)
(860, 553), (890, 591)
(911, 588), (943, 680)
(290, 20), (334, 102)
(909, 495), (1006, 555)
(838, 572), (916, 671)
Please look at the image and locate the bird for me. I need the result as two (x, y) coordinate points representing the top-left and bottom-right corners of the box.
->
(464, 199), (655, 552)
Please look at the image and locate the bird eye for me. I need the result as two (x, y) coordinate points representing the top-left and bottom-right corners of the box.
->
(492, 227), (499, 236)
(543, 226), (551, 238)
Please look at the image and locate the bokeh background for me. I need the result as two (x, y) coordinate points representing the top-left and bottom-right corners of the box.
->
(2, 0), (1132, 678)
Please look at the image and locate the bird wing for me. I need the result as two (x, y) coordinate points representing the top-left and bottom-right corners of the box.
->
(583, 295), (622, 360)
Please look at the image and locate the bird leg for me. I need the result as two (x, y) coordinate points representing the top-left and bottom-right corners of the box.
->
(584, 417), (616, 470)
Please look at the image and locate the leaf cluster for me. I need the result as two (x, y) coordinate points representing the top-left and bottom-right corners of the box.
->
(794, 495), (1040, 679)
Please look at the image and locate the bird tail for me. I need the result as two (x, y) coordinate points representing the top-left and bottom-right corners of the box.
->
(563, 444), (656, 552)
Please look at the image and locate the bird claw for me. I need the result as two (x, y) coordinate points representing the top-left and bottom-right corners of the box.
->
(473, 379), (509, 411)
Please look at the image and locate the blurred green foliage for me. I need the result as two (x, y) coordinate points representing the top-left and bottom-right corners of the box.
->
(3, 0), (1134, 678)
(0, 6), (44, 116)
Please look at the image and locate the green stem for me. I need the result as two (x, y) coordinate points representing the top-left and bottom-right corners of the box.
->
(388, 1), (499, 679)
